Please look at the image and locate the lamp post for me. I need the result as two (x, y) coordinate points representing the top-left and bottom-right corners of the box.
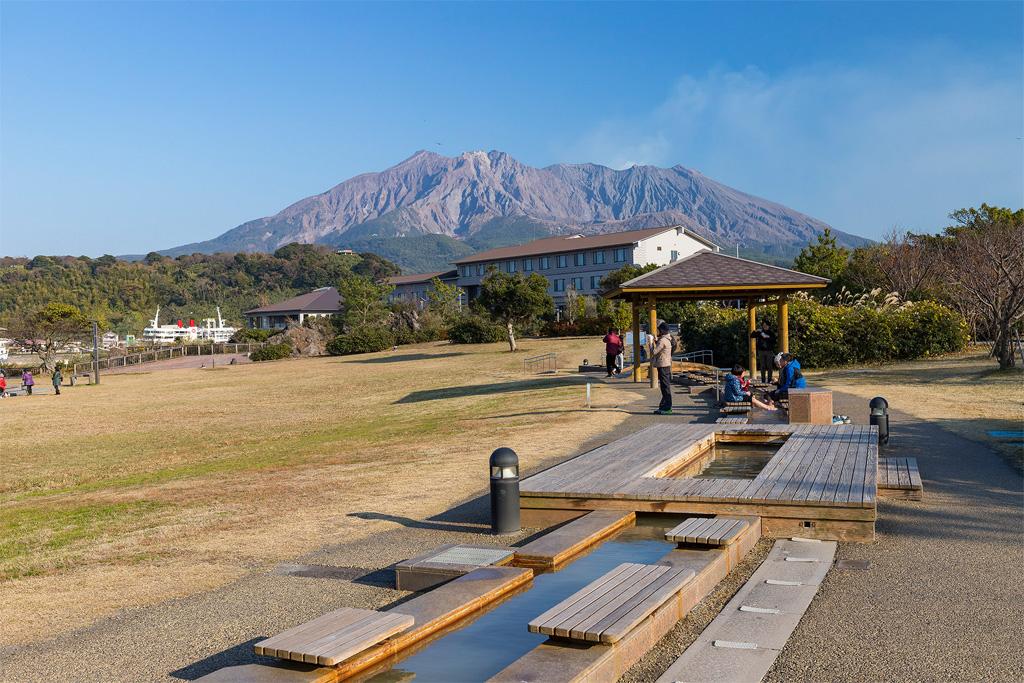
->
(489, 447), (520, 534)
(869, 396), (889, 447)
(92, 320), (100, 385)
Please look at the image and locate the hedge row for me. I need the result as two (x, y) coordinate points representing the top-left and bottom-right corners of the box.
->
(674, 299), (968, 368)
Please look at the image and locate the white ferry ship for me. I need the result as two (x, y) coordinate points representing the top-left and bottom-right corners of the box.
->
(142, 307), (237, 344)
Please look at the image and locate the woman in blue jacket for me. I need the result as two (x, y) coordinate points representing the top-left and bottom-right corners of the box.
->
(768, 353), (806, 403)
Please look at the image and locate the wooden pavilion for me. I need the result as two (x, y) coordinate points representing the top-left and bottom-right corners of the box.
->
(604, 250), (829, 380)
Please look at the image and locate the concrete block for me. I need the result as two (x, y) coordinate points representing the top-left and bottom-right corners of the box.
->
(787, 388), (832, 425)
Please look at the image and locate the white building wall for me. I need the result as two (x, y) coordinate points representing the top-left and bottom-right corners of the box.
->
(632, 228), (712, 266)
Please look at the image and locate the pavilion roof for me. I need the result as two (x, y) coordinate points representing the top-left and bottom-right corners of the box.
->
(608, 250), (829, 300)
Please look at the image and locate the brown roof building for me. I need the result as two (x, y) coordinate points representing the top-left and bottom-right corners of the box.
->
(244, 287), (342, 330)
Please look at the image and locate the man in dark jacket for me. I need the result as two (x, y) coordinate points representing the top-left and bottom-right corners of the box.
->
(750, 322), (777, 383)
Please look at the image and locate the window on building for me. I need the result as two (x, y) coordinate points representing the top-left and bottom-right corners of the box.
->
(614, 247), (627, 262)
(574, 252), (585, 266)
(476, 264), (484, 276)
(507, 260), (516, 273)
(553, 279), (565, 292)
(540, 256), (551, 269)
(671, 250), (679, 262)
(590, 275), (601, 290)
(523, 258), (533, 272)
(556, 254), (568, 268)
(657, 246), (663, 251)
(572, 277), (584, 291)
(593, 250), (606, 265)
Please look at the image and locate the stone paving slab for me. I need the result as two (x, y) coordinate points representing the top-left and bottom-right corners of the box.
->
(655, 539), (836, 683)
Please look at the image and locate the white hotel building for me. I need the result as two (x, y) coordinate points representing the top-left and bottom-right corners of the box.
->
(452, 225), (719, 304)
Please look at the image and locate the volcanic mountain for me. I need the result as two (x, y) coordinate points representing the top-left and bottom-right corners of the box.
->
(161, 150), (867, 270)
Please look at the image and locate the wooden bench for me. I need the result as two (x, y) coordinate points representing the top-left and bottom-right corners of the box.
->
(721, 401), (752, 415)
(877, 457), (923, 500)
(715, 416), (749, 424)
(253, 607), (413, 666)
(528, 563), (695, 644)
(665, 517), (750, 547)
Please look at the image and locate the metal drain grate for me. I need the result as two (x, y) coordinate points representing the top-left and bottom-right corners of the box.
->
(425, 546), (513, 566)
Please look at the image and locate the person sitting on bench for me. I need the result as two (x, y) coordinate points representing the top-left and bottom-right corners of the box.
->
(767, 353), (806, 404)
(725, 364), (776, 410)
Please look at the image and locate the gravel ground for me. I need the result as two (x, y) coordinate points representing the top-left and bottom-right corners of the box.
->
(3, 381), (1020, 682)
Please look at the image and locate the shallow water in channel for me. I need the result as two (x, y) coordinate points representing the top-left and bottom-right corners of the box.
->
(366, 515), (683, 683)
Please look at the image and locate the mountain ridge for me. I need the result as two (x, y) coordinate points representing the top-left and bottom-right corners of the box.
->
(159, 150), (869, 270)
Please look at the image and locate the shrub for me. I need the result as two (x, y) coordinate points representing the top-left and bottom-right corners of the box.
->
(230, 328), (273, 343)
(326, 326), (396, 355)
(673, 298), (967, 368)
(447, 314), (505, 344)
(249, 343), (292, 362)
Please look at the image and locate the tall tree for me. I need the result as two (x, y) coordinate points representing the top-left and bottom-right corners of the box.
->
(16, 303), (92, 372)
(336, 274), (394, 331)
(426, 277), (463, 325)
(478, 269), (553, 351)
(793, 228), (849, 285)
(938, 204), (1024, 369)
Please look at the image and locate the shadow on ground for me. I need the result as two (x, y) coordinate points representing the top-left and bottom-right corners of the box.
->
(347, 352), (466, 364)
(170, 638), (274, 680)
(394, 375), (588, 403)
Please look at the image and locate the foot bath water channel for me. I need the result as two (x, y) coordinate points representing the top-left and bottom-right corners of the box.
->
(363, 515), (686, 683)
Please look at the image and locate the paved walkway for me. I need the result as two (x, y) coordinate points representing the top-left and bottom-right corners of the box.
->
(104, 353), (251, 374)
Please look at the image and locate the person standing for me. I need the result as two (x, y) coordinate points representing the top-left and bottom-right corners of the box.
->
(21, 369), (34, 396)
(0, 372), (7, 398)
(602, 328), (623, 378)
(52, 367), (63, 396)
(750, 321), (777, 384)
(649, 321), (674, 415)
(614, 328), (625, 375)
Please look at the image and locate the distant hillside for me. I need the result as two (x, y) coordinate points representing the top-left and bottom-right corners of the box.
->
(159, 150), (870, 271)
(0, 246), (398, 336)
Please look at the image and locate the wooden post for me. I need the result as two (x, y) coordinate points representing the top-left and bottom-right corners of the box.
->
(648, 296), (657, 388)
(778, 297), (789, 353)
(747, 300), (757, 374)
(631, 299), (641, 383)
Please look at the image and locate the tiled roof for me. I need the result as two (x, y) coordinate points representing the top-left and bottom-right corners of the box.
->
(618, 251), (830, 290)
(244, 287), (341, 315)
(453, 225), (710, 264)
(387, 269), (458, 286)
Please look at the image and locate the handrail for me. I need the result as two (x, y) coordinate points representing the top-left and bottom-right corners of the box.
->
(524, 352), (557, 374)
(72, 342), (266, 375)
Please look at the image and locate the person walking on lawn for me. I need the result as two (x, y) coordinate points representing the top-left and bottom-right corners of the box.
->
(602, 328), (624, 378)
(21, 369), (34, 396)
(750, 321), (777, 383)
(52, 367), (63, 396)
(649, 321), (674, 414)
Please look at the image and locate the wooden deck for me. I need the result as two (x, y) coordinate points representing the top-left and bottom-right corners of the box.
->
(253, 608), (414, 666)
(665, 517), (750, 546)
(520, 423), (878, 542)
(877, 457), (923, 500)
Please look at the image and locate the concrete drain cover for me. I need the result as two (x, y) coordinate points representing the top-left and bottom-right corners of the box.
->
(835, 559), (871, 571)
(425, 546), (513, 566)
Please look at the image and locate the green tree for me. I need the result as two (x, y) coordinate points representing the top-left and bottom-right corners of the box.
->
(352, 252), (402, 282)
(793, 228), (850, 285)
(16, 303), (92, 372)
(938, 204), (1024, 369)
(478, 269), (553, 351)
(336, 274), (394, 331)
(426, 277), (463, 325)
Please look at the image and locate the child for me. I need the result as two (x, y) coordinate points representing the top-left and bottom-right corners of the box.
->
(0, 372), (7, 398)
(21, 369), (34, 396)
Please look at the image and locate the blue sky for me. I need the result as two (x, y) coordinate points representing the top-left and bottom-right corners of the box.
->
(1, 1), (1021, 256)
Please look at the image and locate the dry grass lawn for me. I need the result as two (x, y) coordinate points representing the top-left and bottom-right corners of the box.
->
(812, 347), (1024, 471)
(0, 337), (643, 646)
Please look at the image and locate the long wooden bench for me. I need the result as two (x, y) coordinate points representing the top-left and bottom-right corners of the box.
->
(877, 457), (923, 500)
(665, 517), (751, 547)
(528, 562), (695, 644)
(253, 607), (413, 666)
(715, 416), (749, 424)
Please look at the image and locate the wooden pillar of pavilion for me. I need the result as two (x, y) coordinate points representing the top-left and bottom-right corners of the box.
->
(648, 296), (657, 388)
(778, 297), (789, 353)
(631, 299), (641, 383)
(747, 299), (757, 375)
